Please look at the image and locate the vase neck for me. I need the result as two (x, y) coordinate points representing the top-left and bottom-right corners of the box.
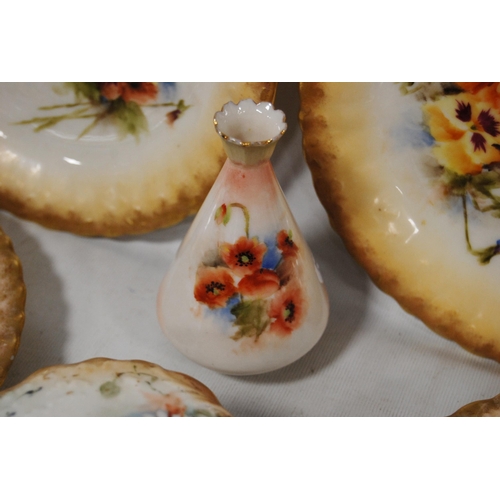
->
(221, 141), (278, 166)
(214, 99), (286, 166)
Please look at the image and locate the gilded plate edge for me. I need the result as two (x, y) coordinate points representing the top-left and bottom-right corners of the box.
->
(0, 227), (25, 386)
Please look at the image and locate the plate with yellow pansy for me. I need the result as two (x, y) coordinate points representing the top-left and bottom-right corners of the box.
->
(0, 83), (275, 237)
(0, 358), (231, 416)
(300, 82), (500, 362)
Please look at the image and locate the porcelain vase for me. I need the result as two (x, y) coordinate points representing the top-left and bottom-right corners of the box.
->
(157, 99), (329, 375)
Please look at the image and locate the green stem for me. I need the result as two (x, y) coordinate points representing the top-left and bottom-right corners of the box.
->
(462, 194), (473, 252)
(229, 203), (250, 237)
(38, 102), (92, 110)
(76, 110), (110, 139)
(462, 193), (500, 264)
(142, 102), (178, 108)
(14, 104), (94, 129)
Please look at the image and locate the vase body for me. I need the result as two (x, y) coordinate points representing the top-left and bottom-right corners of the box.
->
(157, 100), (329, 375)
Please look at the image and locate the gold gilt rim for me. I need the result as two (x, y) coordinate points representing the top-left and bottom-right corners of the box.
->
(213, 98), (286, 148)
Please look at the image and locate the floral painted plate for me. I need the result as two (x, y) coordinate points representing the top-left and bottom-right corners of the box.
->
(0, 83), (275, 237)
(300, 82), (500, 362)
(0, 225), (25, 386)
(0, 358), (231, 416)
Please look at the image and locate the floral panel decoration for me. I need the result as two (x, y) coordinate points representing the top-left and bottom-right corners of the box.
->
(194, 202), (306, 341)
(15, 82), (189, 140)
(401, 82), (500, 264)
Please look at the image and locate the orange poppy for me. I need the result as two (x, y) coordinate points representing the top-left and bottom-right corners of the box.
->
(269, 283), (306, 335)
(219, 237), (267, 277)
(143, 392), (186, 417)
(277, 229), (299, 258)
(98, 82), (125, 101)
(238, 269), (280, 298)
(194, 266), (237, 308)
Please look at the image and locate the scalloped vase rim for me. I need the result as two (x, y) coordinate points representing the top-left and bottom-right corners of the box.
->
(213, 99), (287, 148)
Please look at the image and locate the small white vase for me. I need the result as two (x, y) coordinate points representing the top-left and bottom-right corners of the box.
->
(157, 99), (329, 375)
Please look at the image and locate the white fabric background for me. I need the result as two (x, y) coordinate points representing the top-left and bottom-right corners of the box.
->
(2, 82), (499, 416)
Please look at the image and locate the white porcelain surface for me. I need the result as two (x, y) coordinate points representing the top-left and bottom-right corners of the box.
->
(1, 84), (500, 416)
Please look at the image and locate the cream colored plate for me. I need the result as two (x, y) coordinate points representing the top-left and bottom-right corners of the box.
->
(0, 225), (25, 386)
(300, 82), (500, 362)
(0, 358), (231, 416)
(0, 83), (275, 237)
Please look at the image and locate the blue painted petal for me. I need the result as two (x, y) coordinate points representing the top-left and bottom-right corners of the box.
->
(210, 294), (240, 322)
(160, 82), (176, 96)
(262, 238), (282, 270)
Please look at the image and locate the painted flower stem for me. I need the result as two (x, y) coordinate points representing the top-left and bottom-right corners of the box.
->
(77, 111), (111, 139)
(16, 83), (190, 140)
(463, 194), (473, 253)
(39, 102), (90, 110)
(462, 194), (500, 264)
(229, 203), (250, 237)
(38, 101), (185, 110)
(15, 107), (97, 132)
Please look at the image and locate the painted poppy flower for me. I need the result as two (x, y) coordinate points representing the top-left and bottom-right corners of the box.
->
(238, 269), (280, 298)
(97, 82), (159, 105)
(269, 283), (306, 335)
(219, 237), (267, 277)
(121, 83), (159, 104)
(143, 392), (186, 417)
(277, 229), (299, 258)
(274, 256), (297, 287)
(194, 266), (237, 308)
(98, 82), (125, 101)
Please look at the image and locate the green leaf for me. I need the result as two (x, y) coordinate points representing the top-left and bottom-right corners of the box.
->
(67, 82), (101, 102)
(442, 169), (469, 196)
(110, 100), (148, 140)
(470, 170), (500, 191)
(99, 381), (121, 398)
(177, 99), (190, 113)
(475, 245), (499, 264)
(230, 299), (269, 340)
(223, 205), (231, 225)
